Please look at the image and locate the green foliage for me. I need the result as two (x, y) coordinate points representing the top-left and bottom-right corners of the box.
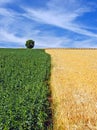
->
(0, 49), (52, 130)
(25, 40), (35, 49)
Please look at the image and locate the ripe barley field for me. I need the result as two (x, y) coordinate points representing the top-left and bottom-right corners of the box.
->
(46, 49), (97, 130)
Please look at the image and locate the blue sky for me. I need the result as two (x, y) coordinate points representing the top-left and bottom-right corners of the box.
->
(0, 0), (97, 48)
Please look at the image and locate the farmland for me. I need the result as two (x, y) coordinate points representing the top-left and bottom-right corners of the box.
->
(0, 49), (52, 130)
(1, 48), (97, 130)
(46, 49), (97, 130)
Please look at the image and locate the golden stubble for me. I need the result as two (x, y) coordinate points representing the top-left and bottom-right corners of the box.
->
(46, 49), (97, 130)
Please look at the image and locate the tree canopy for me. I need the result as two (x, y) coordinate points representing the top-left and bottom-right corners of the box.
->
(25, 40), (35, 49)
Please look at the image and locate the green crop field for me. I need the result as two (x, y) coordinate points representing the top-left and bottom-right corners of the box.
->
(0, 49), (52, 130)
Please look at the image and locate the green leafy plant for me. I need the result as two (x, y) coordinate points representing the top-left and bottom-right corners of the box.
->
(0, 49), (52, 130)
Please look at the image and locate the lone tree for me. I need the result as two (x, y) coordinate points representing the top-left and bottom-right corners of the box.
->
(25, 39), (35, 49)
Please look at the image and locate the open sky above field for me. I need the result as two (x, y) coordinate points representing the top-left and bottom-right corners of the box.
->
(0, 0), (97, 48)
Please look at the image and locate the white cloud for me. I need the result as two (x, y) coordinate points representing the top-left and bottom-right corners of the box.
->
(0, 0), (97, 48)
(23, 9), (97, 38)
(0, 0), (12, 6)
(73, 38), (97, 48)
(0, 28), (71, 48)
(0, 29), (26, 44)
(34, 36), (70, 48)
(22, 0), (97, 38)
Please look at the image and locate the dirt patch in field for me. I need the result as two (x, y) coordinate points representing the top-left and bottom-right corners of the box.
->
(46, 49), (97, 130)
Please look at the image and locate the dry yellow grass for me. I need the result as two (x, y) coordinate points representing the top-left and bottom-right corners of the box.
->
(45, 49), (97, 130)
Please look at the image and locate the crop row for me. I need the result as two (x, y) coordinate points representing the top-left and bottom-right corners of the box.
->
(0, 49), (52, 130)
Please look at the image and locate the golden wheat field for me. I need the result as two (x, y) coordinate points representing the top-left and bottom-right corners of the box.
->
(46, 49), (97, 130)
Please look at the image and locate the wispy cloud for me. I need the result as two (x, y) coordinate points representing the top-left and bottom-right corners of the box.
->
(22, 0), (97, 38)
(0, 0), (97, 48)
(73, 38), (97, 48)
(0, 29), (26, 44)
(0, 0), (13, 6)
